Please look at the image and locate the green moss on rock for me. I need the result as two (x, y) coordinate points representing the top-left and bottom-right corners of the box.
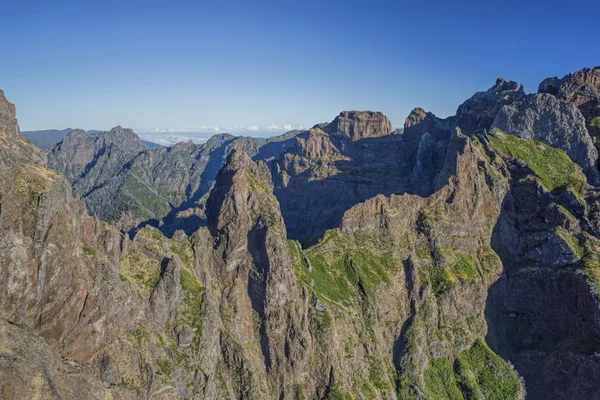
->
(119, 250), (161, 292)
(82, 241), (99, 257)
(422, 339), (523, 400)
(489, 129), (586, 198)
(557, 226), (584, 259)
(288, 230), (400, 306)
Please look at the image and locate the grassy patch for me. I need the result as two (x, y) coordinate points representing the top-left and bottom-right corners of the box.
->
(156, 356), (173, 380)
(421, 248), (479, 295)
(590, 116), (600, 128)
(456, 339), (522, 399)
(489, 129), (586, 198)
(556, 226), (584, 259)
(324, 383), (353, 400)
(178, 268), (204, 348)
(247, 170), (279, 226)
(423, 339), (522, 400)
(82, 241), (99, 257)
(119, 250), (161, 292)
(288, 230), (400, 306)
(117, 377), (141, 396)
(368, 357), (390, 390)
(129, 324), (150, 350)
(12, 164), (56, 201)
(424, 358), (464, 400)
(293, 383), (307, 400)
(137, 226), (194, 270)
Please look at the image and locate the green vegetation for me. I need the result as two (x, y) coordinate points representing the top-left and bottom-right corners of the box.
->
(156, 356), (173, 380)
(119, 250), (161, 291)
(293, 383), (307, 400)
(352, 370), (377, 399)
(489, 129), (586, 198)
(137, 225), (164, 241)
(124, 175), (170, 219)
(590, 116), (600, 128)
(422, 339), (522, 400)
(129, 324), (150, 350)
(456, 339), (522, 399)
(288, 230), (400, 306)
(117, 377), (142, 396)
(421, 247), (479, 295)
(556, 226), (584, 258)
(324, 383), (353, 400)
(578, 234), (600, 293)
(368, 356), (390, 390)
(424, 358), (463, 400)
(179, 268), (204, 348)
(12, 164), (56, 202)
(247, 170), (279, 226)
(82, 241), (99, 257)
(311, 163), (341, 176)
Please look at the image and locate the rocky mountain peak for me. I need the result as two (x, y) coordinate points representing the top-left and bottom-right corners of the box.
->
(206, 149), (273, 235)
(454, 77), (526, 133)
(103, 125), (147, 150)
(538, 66), (600, 104)
(0, 89), (16, 120)
(492, 92), (600, 183)
(403, 107), (449, 142)
(326, 110), (392, 140)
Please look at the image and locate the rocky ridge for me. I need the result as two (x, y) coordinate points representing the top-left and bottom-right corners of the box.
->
(47, 128), (305, 231)
(2, 67), (600, 399)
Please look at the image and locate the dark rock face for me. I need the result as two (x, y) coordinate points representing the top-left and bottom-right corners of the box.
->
(485, 142), (600, 399)
(492, 93), (600, 183)
(454, 78), (526, 134)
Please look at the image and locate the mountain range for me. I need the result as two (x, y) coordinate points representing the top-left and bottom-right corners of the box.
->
(1, 66), (600, 399)
(22, 128), (161, 151)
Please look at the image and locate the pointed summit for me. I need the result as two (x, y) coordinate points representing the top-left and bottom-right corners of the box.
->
(0, 89), (16, 120)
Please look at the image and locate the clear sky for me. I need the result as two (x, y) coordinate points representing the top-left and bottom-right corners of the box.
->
(1, 0), (599, 135)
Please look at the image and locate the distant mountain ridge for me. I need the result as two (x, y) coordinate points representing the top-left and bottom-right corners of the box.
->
(47, 126), (306, 231)
(23, 127), (161, 150)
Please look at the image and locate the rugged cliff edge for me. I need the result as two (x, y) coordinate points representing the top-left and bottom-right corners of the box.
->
(3, 67), (600, 399)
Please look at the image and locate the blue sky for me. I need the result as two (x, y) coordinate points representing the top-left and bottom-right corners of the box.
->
(1, 0), (599, 136)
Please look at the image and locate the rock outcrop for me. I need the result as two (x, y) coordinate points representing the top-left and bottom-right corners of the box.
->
(492, 93), (599, 183)
(326, 110), (392, 140)
(453, 78), (526, 134)
(539, 67), (600, 172)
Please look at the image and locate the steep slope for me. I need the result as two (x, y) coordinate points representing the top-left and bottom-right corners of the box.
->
(0, 90), (129, 398)
(47, 128), (304, 231)
(271, 109), (455, 242)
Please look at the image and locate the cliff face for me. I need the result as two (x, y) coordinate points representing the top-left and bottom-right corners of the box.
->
(3, 67), (600, 400)
(0, 89), (127, 398)
(539, 67), (600, 174)
(326, 111), (392, 141)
